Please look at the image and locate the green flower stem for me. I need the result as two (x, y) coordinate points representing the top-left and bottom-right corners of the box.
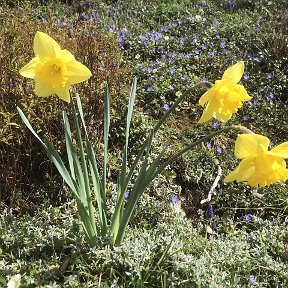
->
(156, 126), (234, 177)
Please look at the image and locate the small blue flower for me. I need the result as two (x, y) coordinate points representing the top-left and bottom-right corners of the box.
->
(163, 103), (169, 110)
(147, 86), (154, 92)
(243, 73), (249, 80)
(267, 72), (273, 79)
(168, 85), (174, 91)
(227, 1), (237, 8)
(170, 68), (175, 75)
(206, 142), (212, 149)
(212, 119), (219, 128)
(253, 99), (259, 106)
(220, 40), (225, 48)
(216, 146), (222, 154)
(245, 214), (253, 222)
(266, 92), (274, 103)
(172, 195), (180, 204)
(124, 191), (130, 199)
(80, 13), (89, 21)
(243, 115), (249, 121)
(206, 204), (214, 218)
(249, 275), (257, 285)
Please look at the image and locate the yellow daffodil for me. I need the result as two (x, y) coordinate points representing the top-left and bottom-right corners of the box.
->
(20, 31), (92, 103)
(198, 61), (252, 123)
(225, 134), (288, 187)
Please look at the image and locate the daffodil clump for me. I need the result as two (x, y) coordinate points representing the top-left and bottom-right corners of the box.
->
(225, 134), (288, 187)
(198, 61), (252, 123)
(20, 31), (92, 103)
(18, 31), (288, 247)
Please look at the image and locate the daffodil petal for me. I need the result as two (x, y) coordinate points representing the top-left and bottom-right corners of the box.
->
(66, 60), (92, 85)
(34, 31), (60, 58)
(222, 61), (244, 84)
(34, 80), (54, 97)
(19, 56), (40, 79)
(198, 98), (218, 123)
(56, 49), (75, 62)
(234, 134), (270, 159)
(270, 142), (288, 158)
(199, 89), (213, 106)
(224, 156), (255, 183)
(54, 86), (71, 103)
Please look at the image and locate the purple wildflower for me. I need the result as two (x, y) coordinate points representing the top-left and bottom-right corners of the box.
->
(168, 85), (174, 91)
(245, 214), (253, 222)
(253, 99), (258, 106)
(216, 146), (222, 154)
(147, 86), (154, 92)
(266, 92), (274, 103)
(211, 221), (217, 230)
(227, 1), (237, 8)
(220, 40), (225, 48)
(206, 204), (214, 218)
(249, 275), (257, 286)
(206, 142), (212, 149)
(208, 51), (215, 57)
(172, 195), (180, 204)
(195, 49), (200, 55)
(161, 26), (169, 32)
(201, 44), (207, 50)
(170, 68), (175, 75)
(124, 191), (130, 199)
(212, 119), (219, 128)
(139, 34), (146, 42)
(243, 115), (249, 121)
(267, 72), (273, 79)
(243, 73), (249, 80)
(80, 12), (89, 21)
(163, 103), (169, 110)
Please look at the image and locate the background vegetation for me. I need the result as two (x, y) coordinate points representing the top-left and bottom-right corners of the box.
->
(0, 0), (287, 287)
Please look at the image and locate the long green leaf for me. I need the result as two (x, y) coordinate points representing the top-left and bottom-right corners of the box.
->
(17, 107), (46, 147)
(62, 109), (75, 179)
(44, 137), (78, 194)
(114, 129), (154, 245)
(102, 82), (110, 199)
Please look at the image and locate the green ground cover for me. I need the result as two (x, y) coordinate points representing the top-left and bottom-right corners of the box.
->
(0, 0), (288, 287)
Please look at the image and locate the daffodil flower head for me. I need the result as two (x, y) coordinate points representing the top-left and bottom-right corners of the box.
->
(225, 134), (288, 187)
(20, 31), (92, 103)
(198, 61), (252, 123)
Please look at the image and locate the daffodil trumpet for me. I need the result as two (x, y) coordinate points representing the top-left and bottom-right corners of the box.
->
(225, 134), (288, 187)
(199, 61), (252, 123)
